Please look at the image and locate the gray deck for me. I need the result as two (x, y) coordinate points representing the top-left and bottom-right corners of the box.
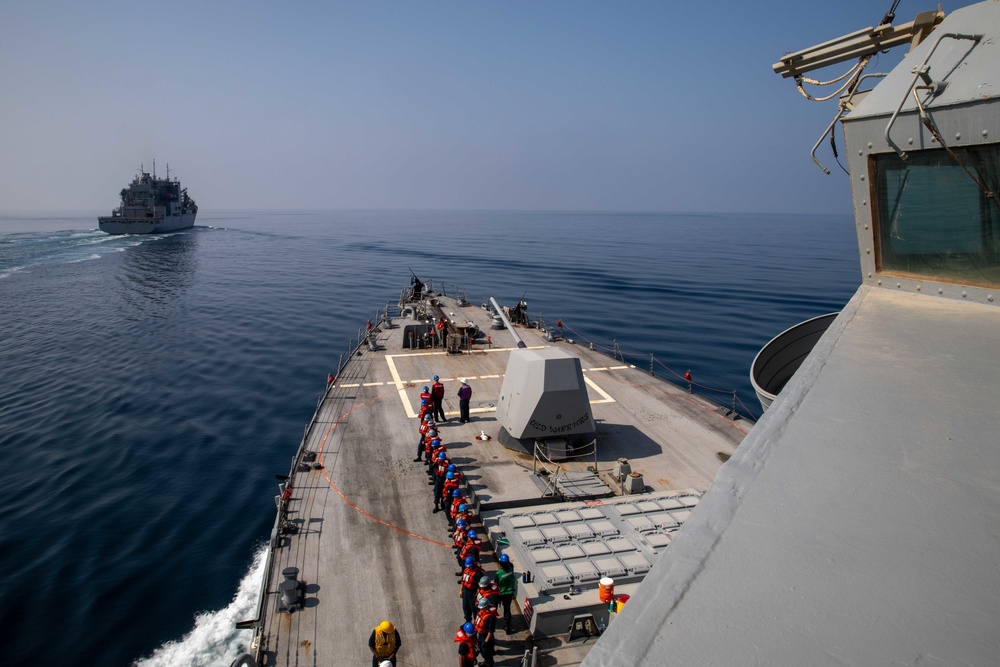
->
(252, 291), (748, 666)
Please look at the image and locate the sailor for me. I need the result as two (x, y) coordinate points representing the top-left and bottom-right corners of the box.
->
(496, 553), (517, 634)
(474, 597), (499, 667)
(453, 518), (469, 549)
(431, 374), (447, 421)
(476, 574), (500, 608)
(455, 621), (478, 667)
(436, 320), (447, 349)
(427, 437), (444, 473)
(441, 467), (463, 510)
(449, 492), (468, 530)
(415, 417), (434, 462)
(419, 399), (432, 422)
(460, 529), (483, 566)
(459, 557), (484, 622)
(433, 458), (451, 512)
(452, 504), (471, 533)
(457, 378), (472, 423)
(420, 385), (433, 406)
(368, 620), (401, 667)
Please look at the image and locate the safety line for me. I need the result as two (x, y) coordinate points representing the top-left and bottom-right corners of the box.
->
(313, 386), (452, 549)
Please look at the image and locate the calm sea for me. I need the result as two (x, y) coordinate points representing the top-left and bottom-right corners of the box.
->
(0, 210), (858, 666)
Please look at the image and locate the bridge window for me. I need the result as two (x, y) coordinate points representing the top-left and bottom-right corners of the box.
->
(873, 145), (1000, 287)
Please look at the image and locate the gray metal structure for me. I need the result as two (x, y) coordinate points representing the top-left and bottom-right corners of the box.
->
(750, 312), (837, 412)
(584, 3), (1000, 665)
(98, 164), (197, 234)
(484, 490), (702, 636)
(495, 347), (597, 453)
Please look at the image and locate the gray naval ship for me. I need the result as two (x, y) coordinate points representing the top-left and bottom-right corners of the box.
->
(232, 3), (1000, 666)
(98, 163), (197, 234)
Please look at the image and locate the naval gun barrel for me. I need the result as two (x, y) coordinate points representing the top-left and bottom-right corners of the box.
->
(489, 297), (527, 349)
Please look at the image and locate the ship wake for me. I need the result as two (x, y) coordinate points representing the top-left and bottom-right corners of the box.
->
(133, 545), (267, 667)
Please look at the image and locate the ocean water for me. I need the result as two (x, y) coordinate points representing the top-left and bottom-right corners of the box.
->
(0, 210), (859, 666)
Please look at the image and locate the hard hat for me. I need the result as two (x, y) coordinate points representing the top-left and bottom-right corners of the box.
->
(427, 430), (437, 437)
(434, 375), (439, 381)
(431, 437), (441, 445)
(423, 415), (431, 421)
(446, 472), (454, 479)
(447, 464), (456, 472)
(379, 662), (393, 667)
(462, 621), (475, 634)
(478, 597), (490, 609)
(499, 553), (510, 563)
(437, 452), (448, 461)
(467, 529), (477, 538)
(423, 385), (429, 392)
(421, 399), (428, 405)
(452, 489), (461, 497)
(457, 519), (467, 528)
(465, 556), (475, 567)
(479, 575), (491, 587)
(458, 503), (468, 512)
(378, 620), (395, 634)
(460, 377), (467, 383)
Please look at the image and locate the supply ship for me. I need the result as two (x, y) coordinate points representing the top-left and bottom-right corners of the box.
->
(98, 163), (197, 235)
(232, 3), (1000, 666)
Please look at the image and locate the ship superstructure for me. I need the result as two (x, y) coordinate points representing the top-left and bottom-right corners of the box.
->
(98, 163), (197, 235)
(584, 3), (1000, 665)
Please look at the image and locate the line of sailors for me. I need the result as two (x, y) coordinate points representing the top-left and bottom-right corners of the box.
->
(414, 403), (516, 667)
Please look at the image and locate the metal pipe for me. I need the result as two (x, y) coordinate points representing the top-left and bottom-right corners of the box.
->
(885, 32), (982, 159)
(489, 296), (526, 348)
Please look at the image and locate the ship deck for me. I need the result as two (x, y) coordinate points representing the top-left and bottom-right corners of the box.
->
(252, 289), (750, 667)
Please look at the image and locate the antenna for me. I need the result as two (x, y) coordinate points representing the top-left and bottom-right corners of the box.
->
(152, 159), (156, 178)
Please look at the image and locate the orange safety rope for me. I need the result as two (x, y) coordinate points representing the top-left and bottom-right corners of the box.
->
(313, 386), (452, 549)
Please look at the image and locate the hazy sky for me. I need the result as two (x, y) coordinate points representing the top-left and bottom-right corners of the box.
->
(1, 1), (939, 213)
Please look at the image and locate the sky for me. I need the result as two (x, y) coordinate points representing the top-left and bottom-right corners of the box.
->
(0, 0), (947, 214)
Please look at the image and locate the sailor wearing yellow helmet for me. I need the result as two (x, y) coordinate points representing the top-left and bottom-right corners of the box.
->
(368, 620), (401, 667)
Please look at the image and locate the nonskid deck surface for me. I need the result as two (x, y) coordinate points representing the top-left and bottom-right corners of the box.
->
(255, 293), (748, 667)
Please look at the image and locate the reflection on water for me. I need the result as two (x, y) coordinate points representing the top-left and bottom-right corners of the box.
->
(115, 230), (200, 320)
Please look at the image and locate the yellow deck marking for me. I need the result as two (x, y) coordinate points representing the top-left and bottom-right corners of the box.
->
(584, 375), (616, 405)
(384, 354), (412, 417)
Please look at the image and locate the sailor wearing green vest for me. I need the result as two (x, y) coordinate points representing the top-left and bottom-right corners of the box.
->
(496, 554), (518, 634)
(369, 620), (401, 667)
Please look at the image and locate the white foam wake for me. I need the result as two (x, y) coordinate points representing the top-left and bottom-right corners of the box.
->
(134, 545), (268, 667)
